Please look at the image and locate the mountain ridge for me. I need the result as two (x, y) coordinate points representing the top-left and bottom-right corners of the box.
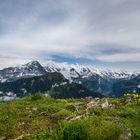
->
(0, 61), (139, 83)
(0, 61), (47, 83)
(0, 61), (139, 100)
(44, 61), (137, 80)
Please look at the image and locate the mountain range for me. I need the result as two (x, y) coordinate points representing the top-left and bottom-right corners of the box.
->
(0, 61), (139, 101)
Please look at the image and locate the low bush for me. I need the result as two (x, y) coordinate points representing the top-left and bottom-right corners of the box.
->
(31, 93), (45, 101)
(66, 104), (76, 112)
(51, 109), (72, 121)
(48, 117), (122, 140)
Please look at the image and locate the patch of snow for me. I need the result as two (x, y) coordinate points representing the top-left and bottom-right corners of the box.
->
(6, 92), (14, 96)
(133, 89), (137, 93)
(60, 82), (67, 86)
(52, 83), (59, 88)
(44, 93), (50, 97)
(21, 88), (27, 94)
(78, 81), (82, 84)
(1, 79), (7, 83)
(2, 96), (15, 102)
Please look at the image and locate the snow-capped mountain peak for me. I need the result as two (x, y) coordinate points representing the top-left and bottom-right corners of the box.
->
(0, 61), (46, 83)
(0, 61), (139, 100)
(0, 60), (139, 83)
(44, 61), (136, 80)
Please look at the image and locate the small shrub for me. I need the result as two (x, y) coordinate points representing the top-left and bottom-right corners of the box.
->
(32, 131), (48, 140)
(132, 128), (140, 140)
(51, 109), (72, 121)
(48, 117), (122, 140)
(56, 99), (68, 104)
(31, 93), (45, 101)
(46, 104), (65, 114)
(119, 108), (136, 118)
(66, 104), (76, 112)
(49, 120), (91, 140)
(93, 107), (103, 116)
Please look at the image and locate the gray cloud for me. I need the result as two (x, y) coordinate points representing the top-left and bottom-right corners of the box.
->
(0, 0), (140, 69)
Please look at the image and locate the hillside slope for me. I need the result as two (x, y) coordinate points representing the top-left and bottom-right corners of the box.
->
(112, 74), (140, 97)
(0, 94), (140, 140)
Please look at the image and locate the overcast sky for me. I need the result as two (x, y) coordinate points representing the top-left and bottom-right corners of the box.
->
(0, 0), (140, 70)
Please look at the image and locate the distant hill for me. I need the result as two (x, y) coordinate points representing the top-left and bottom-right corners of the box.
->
(0, 72), (67, 97)
(112, 74), (140, 97)
(49, 82), (103, 99)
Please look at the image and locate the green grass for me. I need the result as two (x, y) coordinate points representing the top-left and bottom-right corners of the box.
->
(0, 94), (140, 140)
(47, 117), (122, 140)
